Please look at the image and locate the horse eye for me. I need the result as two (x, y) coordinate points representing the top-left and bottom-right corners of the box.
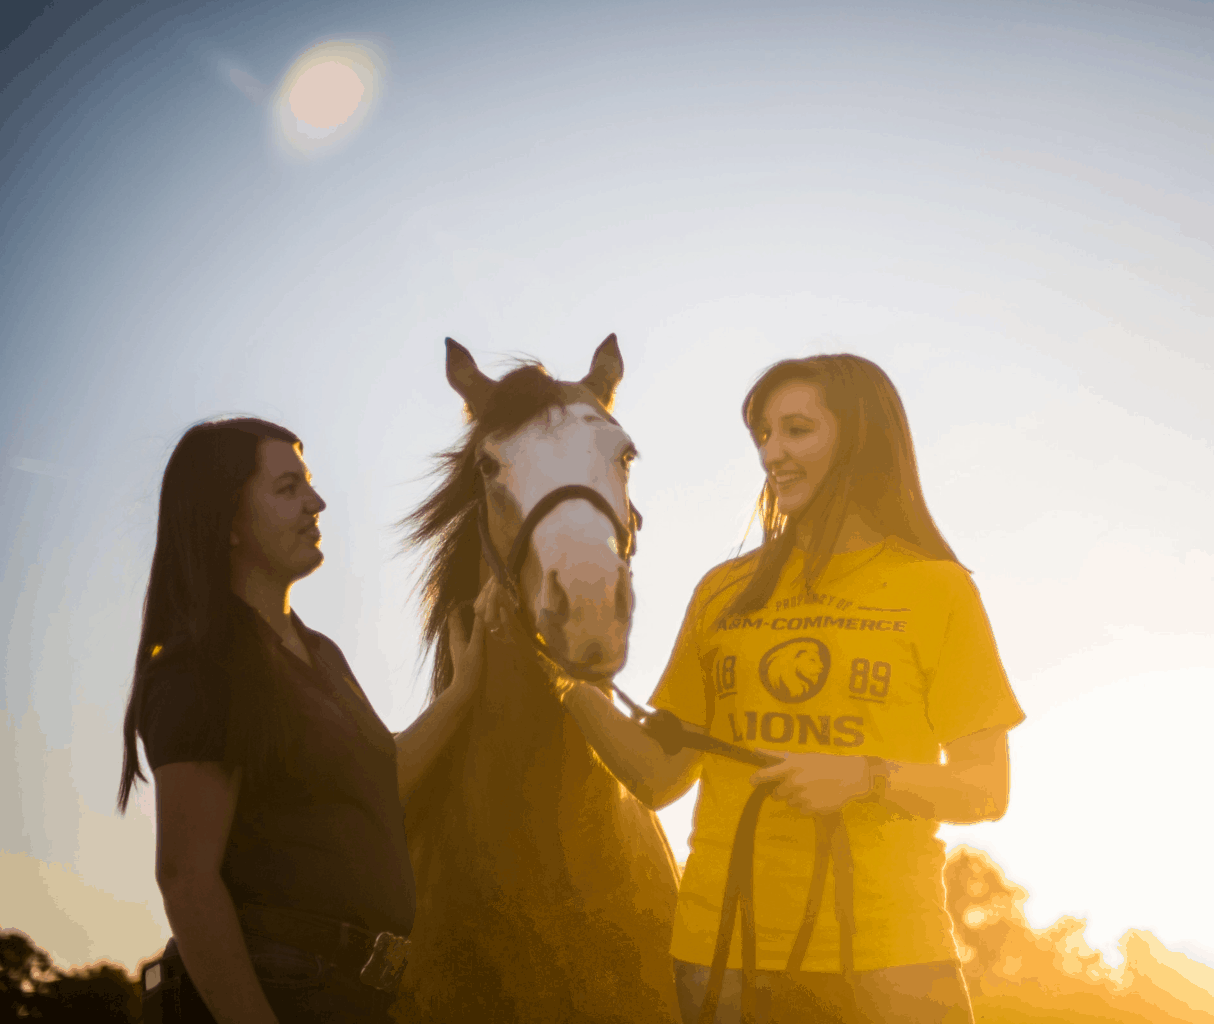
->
(476, 456), (500, 479)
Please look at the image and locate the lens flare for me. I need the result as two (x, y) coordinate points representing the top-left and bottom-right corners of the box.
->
(290, 62), (363, 133)
(275, 40), (382, 155)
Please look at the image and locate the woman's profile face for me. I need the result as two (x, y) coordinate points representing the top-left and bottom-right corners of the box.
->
(230, 439), (327, 585)
(754, 380), (838, 517)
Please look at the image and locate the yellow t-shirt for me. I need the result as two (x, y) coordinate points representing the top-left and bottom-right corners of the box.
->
(650, 538), (1024, 973)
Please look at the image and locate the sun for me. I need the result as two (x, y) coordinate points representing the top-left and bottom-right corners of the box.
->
(275, 41), (382, 155)
(290, 62), (364, 134)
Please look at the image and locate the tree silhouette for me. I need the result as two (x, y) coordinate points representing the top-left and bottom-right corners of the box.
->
(944, 847), (1214, 1024)
(1, 929), (140, 1022)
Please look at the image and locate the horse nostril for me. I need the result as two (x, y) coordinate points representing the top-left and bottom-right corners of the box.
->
(582, 641), (604, 666)
(614, 568), (631, 621)
(546, 569), (570, 623)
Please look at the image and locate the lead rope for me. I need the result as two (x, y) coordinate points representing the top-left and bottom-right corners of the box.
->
(475, 486), (857, 1018)
(609, 695), (859, 1024)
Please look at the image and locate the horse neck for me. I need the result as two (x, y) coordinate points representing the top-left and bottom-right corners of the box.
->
(477, 631), (569, 753)
(467, 556), (618, 822)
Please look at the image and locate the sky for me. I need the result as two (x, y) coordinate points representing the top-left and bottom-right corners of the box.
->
(2, 0), (1212, 975)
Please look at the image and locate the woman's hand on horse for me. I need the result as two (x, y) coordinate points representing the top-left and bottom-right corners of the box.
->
(448, 582), (498, 690)
(448, 577), (513, 684)
(473, 577), (513, 637)
(750, 751), (871, 815)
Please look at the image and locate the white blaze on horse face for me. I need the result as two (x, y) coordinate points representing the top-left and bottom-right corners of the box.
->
(482, 402), (636, 674)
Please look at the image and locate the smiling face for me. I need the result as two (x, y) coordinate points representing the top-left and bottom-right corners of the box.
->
(478, 401), (638, 675)
(755, 380), (839, 518)
(229, 439), (327, 586)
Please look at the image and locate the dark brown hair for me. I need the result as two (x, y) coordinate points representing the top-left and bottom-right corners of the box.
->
(117, 417), (302, 812)
(725, 353), (957, 615)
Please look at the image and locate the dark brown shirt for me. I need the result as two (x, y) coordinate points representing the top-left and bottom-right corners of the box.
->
(140, 605), (414, 938)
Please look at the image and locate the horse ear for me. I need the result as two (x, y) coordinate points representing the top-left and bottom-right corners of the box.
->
(581, 334), (624, 412)
(445, 338), (494, 418)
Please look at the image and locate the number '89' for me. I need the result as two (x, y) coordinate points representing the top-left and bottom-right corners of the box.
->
(849, 658), (891, 697)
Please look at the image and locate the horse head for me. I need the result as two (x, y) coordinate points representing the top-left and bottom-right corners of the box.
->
(446, 334), (638, 679)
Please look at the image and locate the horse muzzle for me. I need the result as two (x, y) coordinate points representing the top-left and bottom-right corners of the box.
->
(533, 561), (632, 678)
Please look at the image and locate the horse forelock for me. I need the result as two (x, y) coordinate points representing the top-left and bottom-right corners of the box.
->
(556, 381), (619, 424)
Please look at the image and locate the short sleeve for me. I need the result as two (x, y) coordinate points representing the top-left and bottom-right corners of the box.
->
(926, 571), (1025, 746)
(649, 584), (712, 728)
(139, 653), (230, 769)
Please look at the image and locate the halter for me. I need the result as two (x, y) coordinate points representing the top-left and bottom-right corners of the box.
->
(477, 482), (859, 1024)
(476, 481), (642, 684)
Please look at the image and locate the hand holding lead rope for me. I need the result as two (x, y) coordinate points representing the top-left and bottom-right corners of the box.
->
(750, 750), (878, 815)
(637, 707), (687, 756)
(595, 685), (862, 1024)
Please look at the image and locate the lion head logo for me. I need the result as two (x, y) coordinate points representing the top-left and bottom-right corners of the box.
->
(758, 637), (831, 704)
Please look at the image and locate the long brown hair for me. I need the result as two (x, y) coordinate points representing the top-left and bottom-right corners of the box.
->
(117, 417), (302, 812)
(725, 353), (957, 615)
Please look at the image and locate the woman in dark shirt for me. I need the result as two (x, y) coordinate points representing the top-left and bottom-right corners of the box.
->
(117, 418), (484, 1024)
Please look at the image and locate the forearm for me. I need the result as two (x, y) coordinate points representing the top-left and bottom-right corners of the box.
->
(161, 875), (277, 1024)
(561, 682), (700, 808)
(882, 759), (1006, 824)
(395, 674), (478, 798)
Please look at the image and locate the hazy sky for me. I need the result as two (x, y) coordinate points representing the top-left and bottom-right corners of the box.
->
(3, 0), (1212, 973)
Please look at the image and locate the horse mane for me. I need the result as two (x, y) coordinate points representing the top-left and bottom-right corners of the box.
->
(403, 361), (569, 702)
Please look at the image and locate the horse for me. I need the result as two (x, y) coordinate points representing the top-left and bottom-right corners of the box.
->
(393, 335), (682, 1024)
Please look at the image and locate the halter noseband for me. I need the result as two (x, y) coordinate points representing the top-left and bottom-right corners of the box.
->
(477, 482), (642, 683)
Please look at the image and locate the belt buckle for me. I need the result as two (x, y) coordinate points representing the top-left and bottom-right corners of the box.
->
(358, 932), (409, 992)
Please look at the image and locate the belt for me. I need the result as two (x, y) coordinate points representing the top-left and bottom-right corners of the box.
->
(238, 904), (410, 993)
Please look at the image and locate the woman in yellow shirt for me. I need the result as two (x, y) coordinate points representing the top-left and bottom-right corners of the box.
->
(555, 354), (1024, 1023)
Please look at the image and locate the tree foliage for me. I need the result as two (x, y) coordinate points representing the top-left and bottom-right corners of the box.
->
(944, 847), (1214, 1024)
(1, 930), (140, 1022)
